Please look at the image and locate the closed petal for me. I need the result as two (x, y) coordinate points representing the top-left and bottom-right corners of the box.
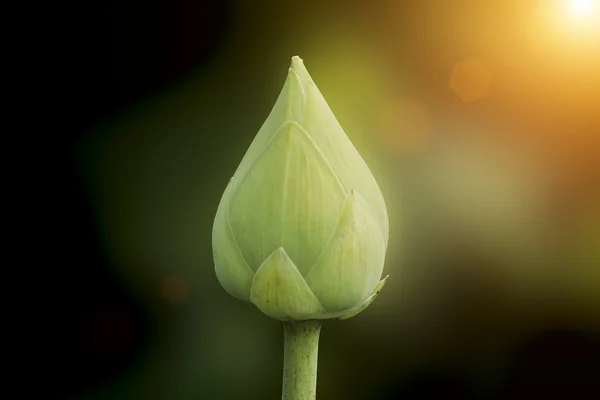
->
(311, 275), (388, 320)
(212, 178), (255, 301)
(336, 276), (388, 320)
(233, 56), (387, 245)
(230, 58), (307, 189)
(250, 247), (324, 320)
(305, 190), (386, 311)
(229, 121), (345, 275)
(291, 58), (389, 245)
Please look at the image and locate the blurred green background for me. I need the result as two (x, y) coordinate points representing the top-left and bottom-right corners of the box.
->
(61, 0), (599, 398)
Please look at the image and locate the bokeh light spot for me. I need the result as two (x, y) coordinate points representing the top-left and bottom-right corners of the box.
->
(160, 273), (190, 303)
(377, 98), (432, 155)
(449, 59), (494, 103)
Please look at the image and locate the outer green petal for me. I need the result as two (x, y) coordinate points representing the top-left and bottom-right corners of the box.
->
(305, 190), (386, 311)
(290, 57), (389, 245)
(229, 121), (345, 275)
(310, 276), (388, 320)
(212, 178), (255, 301)
(230, 59), (306, 188)
(250, 247), (325, 320)
(336, 276), (388, 320)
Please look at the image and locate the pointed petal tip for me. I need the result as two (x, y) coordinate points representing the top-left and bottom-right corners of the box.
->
(290, 56), (308, 76)
(336, 275), (389, 320)
(266, 246), (293, 268)
(376, 275), (389, 291)
(273, 246), (286, 258)
(250, 247), (325, 320)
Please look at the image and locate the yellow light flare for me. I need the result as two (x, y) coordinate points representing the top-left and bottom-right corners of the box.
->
(529, 0), (600, 61)
(563, 0), (599, 30)
(568, 0), (596, 19)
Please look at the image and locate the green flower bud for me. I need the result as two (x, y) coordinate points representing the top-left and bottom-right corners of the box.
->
(213, 56), (389, 321)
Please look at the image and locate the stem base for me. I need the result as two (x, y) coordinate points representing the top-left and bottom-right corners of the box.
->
(282, 320), (322, 400)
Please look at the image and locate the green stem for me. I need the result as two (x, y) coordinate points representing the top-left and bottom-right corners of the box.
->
(281, 320), (323, 400)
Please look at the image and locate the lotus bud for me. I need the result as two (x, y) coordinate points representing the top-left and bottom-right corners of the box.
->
(213, 56), (388, 321)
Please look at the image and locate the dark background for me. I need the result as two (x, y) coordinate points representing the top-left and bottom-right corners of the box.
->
(53, 0), (599, 399)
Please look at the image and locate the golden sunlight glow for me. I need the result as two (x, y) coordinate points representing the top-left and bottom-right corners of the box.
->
(530, 0), (600, 56)
(568, 0), (595, 16)
(565, 0), (598, 25)
(560, 0), (600, 55)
